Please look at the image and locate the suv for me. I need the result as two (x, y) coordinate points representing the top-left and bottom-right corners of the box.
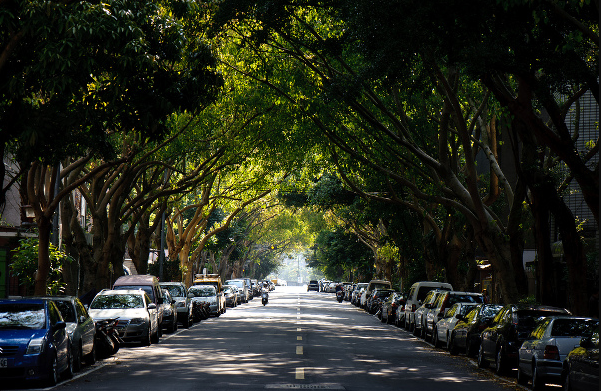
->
(360, 280), (392, 309)
(160, 282), (194, 328)
(424, 291), (484, 340)
(403, 281), (453, 331)
(414, 290), (448, 338)
(478, 304), (571, 375)
(307, 280), (319, 291)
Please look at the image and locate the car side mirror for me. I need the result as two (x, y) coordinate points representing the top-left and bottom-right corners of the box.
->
(53, 321), (67, 331)
(147, 303), (157, 310)
(79, 315), (87, 324)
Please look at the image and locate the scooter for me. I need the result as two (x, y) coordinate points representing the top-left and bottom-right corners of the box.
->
(261, 290), (269, 306)
(336, 290), (344, 303)
(95, 318), (122, 358)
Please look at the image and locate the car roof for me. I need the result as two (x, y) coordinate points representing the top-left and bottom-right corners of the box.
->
(97, 289), (146, 296)
(0, 297), (48, 305)
(114, 275), (158, 286)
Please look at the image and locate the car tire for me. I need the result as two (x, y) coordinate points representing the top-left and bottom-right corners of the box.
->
(477, 344), (489, 368)
(182, 313), (190, 328)
(517, 365), (529, 386)
(495, 346), (506, 375)
(84, 344), (96, 366)
(151, 327), (160, 344)
(448, 333), (458, 355)
(46, 354), (59, 387)
(532, 363), (545, 391)
(142, 326), (152, 346)
(62, 348), (74, 380)
(432, 328), (440, 347)
(562, 369), (572, 391)
(73, 344), (82, 372)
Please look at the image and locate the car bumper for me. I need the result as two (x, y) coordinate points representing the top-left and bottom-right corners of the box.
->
(0, 354), (52, 381)
(161, 312), (176, 326)
(534, 360), (563, 381)
(116, 320), (150, 341)
(209, 304), (219, 314)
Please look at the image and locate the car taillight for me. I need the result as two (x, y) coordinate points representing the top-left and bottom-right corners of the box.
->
(543, 345), (560, 360)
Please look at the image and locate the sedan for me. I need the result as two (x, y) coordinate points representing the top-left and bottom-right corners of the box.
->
(43, 296), (96, 371)
(432, 302), (479, 351)
(517, 316), (598, 389)
(0, 298), (72, 386)
(450, 304), (503, 357)
(223, 285), (239, 307)
(160, 282), (194, 328)
(562, 328), (599, 391)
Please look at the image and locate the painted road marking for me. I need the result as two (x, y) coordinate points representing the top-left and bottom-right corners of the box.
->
(266, 384), (345, 389)
(296, 367), (305, 380)
(296, 346), (303, 355)
(297, 328), (302, 332)
(297, 336), (302, 341)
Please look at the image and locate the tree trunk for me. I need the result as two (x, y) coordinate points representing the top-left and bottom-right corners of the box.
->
(33, 218), (52, 296)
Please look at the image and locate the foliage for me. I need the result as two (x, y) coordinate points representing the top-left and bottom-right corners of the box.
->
(9, 238), (70, 295)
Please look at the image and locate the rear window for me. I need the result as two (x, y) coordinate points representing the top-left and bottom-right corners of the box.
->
(516, 310), (568, 328)
(54, 300), (76, 322)
(551, 319), (599, 337)
(448, 294), (483, 306)
(189, 286), (216, 297)
(371, 283), (391, 291)
(226, 280), (243, 288)
(113, 285), (154, 301)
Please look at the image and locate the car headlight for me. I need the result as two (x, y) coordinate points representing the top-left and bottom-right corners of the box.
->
(130, 318), (146, 325)
(26, 337), (46, 355)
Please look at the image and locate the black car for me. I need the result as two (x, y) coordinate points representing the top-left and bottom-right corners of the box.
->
(561, 328), (599, 391)
(478, 304), (570, 375)
(307, 280), (319, 292)
(449, 304), (503, 356)
(380, 292), (405, 325)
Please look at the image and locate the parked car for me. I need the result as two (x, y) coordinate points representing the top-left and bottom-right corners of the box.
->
(424, 291), (484, 340)
(223, 285), (239, 307)
(160, 282), (194, 328)
(88, 289), (159, 345)
(561, 327), (599, 391)
(432, 302), (479, 350)
(189, 285), (224, 316)
(352, 283), (368, 306)
(43, 296), (96, 371)
(380, 292), (405, 325)
(0, 298), (73, 386)
(160, 289), (178, 333)
(414, 290), (448, 338)
(113, 274), (165, 337)
(307, 280), (320, 292)
(403, 281), (453, 331)
(517, 316), (598, 389)
(478, 304), (571, 375)
(225, 279), (250, 303)
(449, 304), (503, 357)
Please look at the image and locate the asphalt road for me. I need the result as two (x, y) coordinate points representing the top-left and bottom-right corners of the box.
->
(13, 286), (527, 391)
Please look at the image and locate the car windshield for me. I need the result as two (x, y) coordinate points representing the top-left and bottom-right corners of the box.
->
(163, 285), (185, 298)
(54, 300), (76, 322)
(189, 287), (216, 297)
(459, 304), (478, 316)
(226, 280), (243, 288)
(90, 294), (144, 309)
(517, 310), (568, 328)
(551, 319), (599, 337)
(375, 290), (393, 297)
(481, 305), (503, 318)
(371, 283), (390, 290)
(448, 295), (483, 306)
(113, 285), (154, 300)
(0, 303), (46, 329)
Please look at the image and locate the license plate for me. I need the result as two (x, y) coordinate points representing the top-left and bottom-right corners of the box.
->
(0, 358), (7, 368)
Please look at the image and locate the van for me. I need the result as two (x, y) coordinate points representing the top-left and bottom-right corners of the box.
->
(113, 275), (165, 335)
(403, 281), (453, 331)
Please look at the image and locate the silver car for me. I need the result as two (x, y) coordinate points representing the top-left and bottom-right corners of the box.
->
(88, 289), (159, 346)
(44, 296), (96, 371)
(189, 285), (222, 316)
(160, 282), (193, 328)
(517, 316), (598, 389)
(225, 279), (250, 303)
(223, 285), (239, 307)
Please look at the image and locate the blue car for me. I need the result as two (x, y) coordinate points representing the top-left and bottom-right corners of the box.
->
(0, 298), (73, 386)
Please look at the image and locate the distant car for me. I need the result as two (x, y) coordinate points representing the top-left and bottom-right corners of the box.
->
(432, 302), (479, 350)
(225, 279), (250, 303)
(380, 292), (404, 325)
(0, 298), (73, 386)
(561, 327), (599, 391)
(88, 289), (159, 346)
(223, 285), (239, 307)
(414, 290), (447, 338)
(307, 280), (319, 292)
(368, 289), (394, 315)
(43, 296), (96, 371)
(424, 291), (484, 340)
(517, 316), (598, 389)
(352, 283), (368, 306)
(449, 304), (503, 357)
(189, 285), (223, 316)
(403, 281), (453, 331)
(478, 304), (571, 375)
(160, 289), (178, 333)
(160, 282), (194, 328)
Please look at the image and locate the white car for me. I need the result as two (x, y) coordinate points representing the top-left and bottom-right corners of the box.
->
(88, 289), (159, 346)
(432, 302), (479, 350)
(189, 285), (224, 316)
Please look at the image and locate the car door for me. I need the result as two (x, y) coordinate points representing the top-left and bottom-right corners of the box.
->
(48, 302), (69, 369)
(145, 293), (158, 335)
(482, 307), (508, 360)
(75, 299), (96, 356)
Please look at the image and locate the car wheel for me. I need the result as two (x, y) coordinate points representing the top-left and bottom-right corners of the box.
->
(532, 363), (545, 391)
(562, 369), (572, 391)
(477, 344), (489, 368)
(46, 354), (59, 387)
(432, 328), (440, 347)
(142, 326), (152, 346)
(413, 324), (420, 336)
(62, 348), (74, 379)
(448, 333), (458, 355)
(84, 343), (96, 366)
(151, 326), (160, 344)
(182, 313), (190, 328)
(495, 346), (506, 375)
(73, 344), (82, 372)
(517, 364), (528, 386)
